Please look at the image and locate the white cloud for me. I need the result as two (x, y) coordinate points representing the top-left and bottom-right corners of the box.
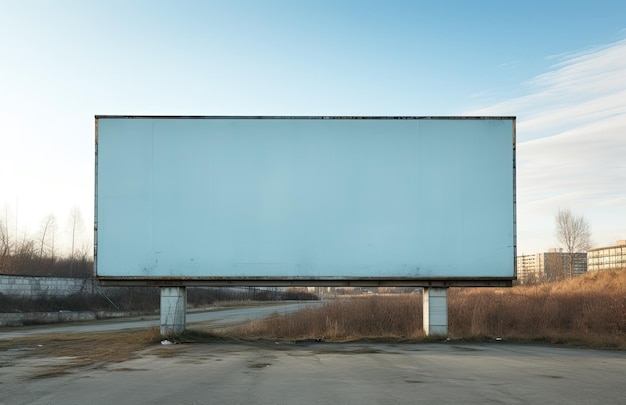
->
(471, 39), (626, 142)
(470, 39), (626, 253)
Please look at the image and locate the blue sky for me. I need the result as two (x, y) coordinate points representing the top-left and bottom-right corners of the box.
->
(1, 0), (625, 255)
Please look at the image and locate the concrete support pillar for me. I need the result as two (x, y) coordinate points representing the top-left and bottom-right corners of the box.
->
(160, 287), (187, 336)
(423, 287), (448, 336)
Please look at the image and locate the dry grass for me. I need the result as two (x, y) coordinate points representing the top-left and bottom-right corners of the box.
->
(226, 295), (425, 341)
(222, 269), (626, 349)
(450, 269), (626, 348)
(0, 328), (162, 378)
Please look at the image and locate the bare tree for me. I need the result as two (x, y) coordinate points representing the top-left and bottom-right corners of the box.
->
(1, 206), (12, 258)
(38, 213), (57, 259)
(0, 218), (10, 272)
(12, 232), (36, 274)
(555, 207), (592, 277)
(67, 206), (85, 276)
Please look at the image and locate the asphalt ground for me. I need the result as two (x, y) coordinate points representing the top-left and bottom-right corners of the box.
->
(1, 339), (625, 404)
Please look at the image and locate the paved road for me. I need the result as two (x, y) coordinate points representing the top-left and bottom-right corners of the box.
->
(2, 340), (625, 404)
(0, 301), (320, 339)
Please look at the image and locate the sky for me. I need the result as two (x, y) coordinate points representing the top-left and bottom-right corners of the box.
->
(0, 0), (625, 256)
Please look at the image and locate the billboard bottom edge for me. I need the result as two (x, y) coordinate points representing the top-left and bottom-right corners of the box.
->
(95, 277), (514, 288)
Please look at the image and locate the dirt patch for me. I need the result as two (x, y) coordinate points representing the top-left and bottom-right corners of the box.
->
(0, 328), (161, 379)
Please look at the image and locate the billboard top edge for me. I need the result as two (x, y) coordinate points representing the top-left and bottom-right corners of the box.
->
(94, 115), (516, 121)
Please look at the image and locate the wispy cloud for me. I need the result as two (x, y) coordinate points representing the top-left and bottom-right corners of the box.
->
(471, 39), (626, 252)
(471, 39), (626, 142)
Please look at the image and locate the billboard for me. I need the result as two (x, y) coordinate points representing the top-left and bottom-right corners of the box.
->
(95, 116), (516, 286)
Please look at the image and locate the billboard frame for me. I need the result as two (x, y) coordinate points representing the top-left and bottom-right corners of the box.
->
(95, 116), (516, 288)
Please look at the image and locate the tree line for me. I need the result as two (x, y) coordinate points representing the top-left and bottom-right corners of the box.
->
(0, 207), (92, 277)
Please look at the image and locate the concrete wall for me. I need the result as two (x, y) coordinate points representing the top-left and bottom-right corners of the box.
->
(0, 310), (144, 327)
(0, 275), (96, 297)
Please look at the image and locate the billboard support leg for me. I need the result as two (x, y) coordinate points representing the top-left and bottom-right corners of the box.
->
(423, 287), (448, 336)
(160, 287), (187, 336)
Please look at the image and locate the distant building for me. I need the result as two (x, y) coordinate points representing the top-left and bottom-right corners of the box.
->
(516, 249), (587, 284)
(587, 240), (626, 271)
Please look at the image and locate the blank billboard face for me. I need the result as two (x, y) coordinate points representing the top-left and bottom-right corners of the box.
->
(95, 117), (515, 282)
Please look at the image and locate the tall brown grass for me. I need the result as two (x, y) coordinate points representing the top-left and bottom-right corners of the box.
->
(230, 295), (424, 341)
(224, 269), (626, 348)
(450, 269), (626, 348)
